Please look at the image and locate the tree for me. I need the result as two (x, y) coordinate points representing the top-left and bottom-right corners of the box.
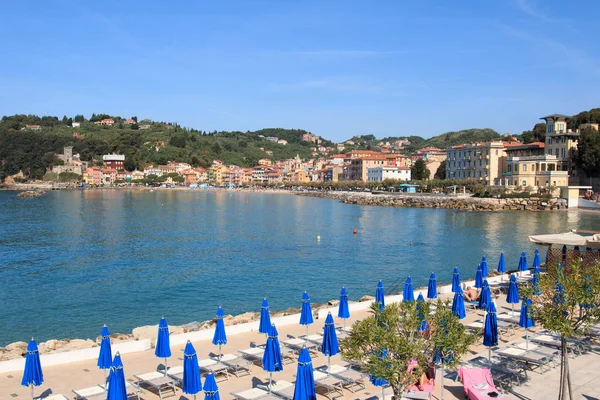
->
(340, 301), (474, 397)
(522, 261), (600, 400)
(131, 123), (139, 130)
(411, 159), (430, 180)
(74, 114), (85, 122)
(58, 172), (81, 182)
(434, 161), (446, 179)
(575, 127), (600, 177)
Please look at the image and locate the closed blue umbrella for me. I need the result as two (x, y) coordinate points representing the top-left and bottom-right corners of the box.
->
(203, 372), (220, 400)
(532, 267), (541, 296)
(562, 245), (567, 262)
(155, 317), (171, 375)
(338, 287), (350, 330)
(300, 291), (314, 340)
(293, 347), (317, 400)
(474, 264), (483, 289)
(403, 276), (414, 303)
(107, 352), (127, 400)
(182, 341), (201, 398)
(555, 283), (565, 306)
(213, 307), (227, 360)
(375, 280), (385, 310)
(98, 325), (112, 386)
(370, 348), (389, 400)
(452, 287), (466, 319)
(506, 274), (520, 315)
(581, 275), (595, 309)
(480, 256), (489, 277)
(497, 253), (506, 275)
(427, 272), (437, 299)
(21, 339), (43, 400)
(519, 298), (534, 350)
(321, 313), (339, 373)
(479, 280), (491, 311)
(451, 267), (461, 293)
(416, 293), (429, 332)
(483, 302), (498, 362)
(533, 249), (540, 269)
(518, 252), (528, 273)
(262, 324), (283, 393)
(259, 298), (271, 336)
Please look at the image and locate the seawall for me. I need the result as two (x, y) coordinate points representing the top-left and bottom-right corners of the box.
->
(298, 191), (567, 211)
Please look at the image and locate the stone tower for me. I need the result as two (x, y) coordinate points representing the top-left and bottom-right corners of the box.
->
(64, 146), (73, 164)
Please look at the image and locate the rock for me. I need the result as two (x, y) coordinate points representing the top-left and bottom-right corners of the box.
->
(328, 299), (340, 306)
(5, 341), (27, 354)
(224, 312), (258, 326)
(45, 339), (58, 351)
(59, 339), (97, 352)
(132, 325), (158, 344)
(359, 295), (375, 302)
(181, 321), (202, 332)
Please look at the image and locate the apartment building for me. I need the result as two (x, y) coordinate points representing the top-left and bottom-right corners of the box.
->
(445, 141), (506, 185)
(502, 142), (569, 188)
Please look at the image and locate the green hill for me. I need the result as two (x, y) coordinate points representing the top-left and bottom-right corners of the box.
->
(0, 114), (322, 180)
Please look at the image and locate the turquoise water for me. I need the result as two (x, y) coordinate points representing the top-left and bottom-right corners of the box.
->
(1, 189), (599, 345)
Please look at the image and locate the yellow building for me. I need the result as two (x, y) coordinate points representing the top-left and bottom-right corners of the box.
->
(502, 142), (569, 188)
(446, 141), (507, 185)
(540, 114), (579, 173)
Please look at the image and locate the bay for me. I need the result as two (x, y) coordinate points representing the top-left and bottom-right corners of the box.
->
(0, 189), (598, 345)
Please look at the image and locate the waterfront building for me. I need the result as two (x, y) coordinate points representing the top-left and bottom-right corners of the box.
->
(411, 147), (447, 162)
(345, 153), (412, 182)
(101, 168), (117, 185)
(367, 166), (411, 182)
(131, 170), (144, 181)
(540, 114), (579, 175)
(53, 146), (85, 175)
(143, 166), (163, 177)
(103, 154), (125, 171)
(83, 167), (102, 186)
(258, 158), (272, 166)
(502, 142), (569, 188)
(251, 166), (268, 183)
(446, 141), (507, 185)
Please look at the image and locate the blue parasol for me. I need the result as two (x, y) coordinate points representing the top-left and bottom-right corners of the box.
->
(483, 302), (498, 362)
(262, 324), (283, 393)
(212, 307), (227, 360)
(21, 339), (43, 400)
(321, 313), (339, 373)
(300, 291), (314, 340)
(293, 347), (317, 400)
(427, 272), (437, 299)
(338, 287), (350, 329)
(259, 298), (272, 336)
(480, 256), (489, 277)
(474, 264), (483, 289)
(369, 348), (389, 399)
(452, 267), (461, 293)
(533, 249), (540, 269)
(106, 352), (127, 400)
(532, 267), (541, 296)
(519, 297), (535, 350)
(452, 287), (466, 319)
(182, 341), (201, 398)
(375, 280), (385, 310)
(98, 325), (112, 386)
(506, 274), (520, 315)
(403, 276), (414, 303)
(518, 252), (528, 273)
(203, 372), (220, 400)
(416, 293), (429, 332)
(479, 280), (491, 311)
(497, 253), (506, 275)
(155, 317), (171, 375)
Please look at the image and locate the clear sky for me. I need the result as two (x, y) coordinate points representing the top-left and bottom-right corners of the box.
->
(1, 0), (599, 142)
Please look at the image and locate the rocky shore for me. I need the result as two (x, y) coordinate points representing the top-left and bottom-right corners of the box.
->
(16, 189), (48, 198)
(298, 191), (567, 211)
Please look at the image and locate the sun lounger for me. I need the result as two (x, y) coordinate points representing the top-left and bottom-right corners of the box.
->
(457, 367), (509, 400)
(322, 364), (366, 393)
(302, 333), (324, 345)
(166, 365), (184, 383)
(463, 356), (526, 392)
(231, 387), (282, 400)
(282, 338), (318, 355)
(239, 346), (295, 365)
(463, 320), (514, 338)
(313, 370), (345, 398)
(511, 342), (559, 367)
(134, 371), (177, 400)
(198, 358), (230, 381)
(72, 385), (106, 400)
(219, 353), (252, 377)
(530, 334), (587, 355)
(46, 395), (69, 400)
(495, 346), (551, 374)
(496, 312), (520, 325)
(269, 380), (296, 399)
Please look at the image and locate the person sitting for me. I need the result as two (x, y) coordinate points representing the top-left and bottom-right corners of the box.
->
(464, 286), (479, 302)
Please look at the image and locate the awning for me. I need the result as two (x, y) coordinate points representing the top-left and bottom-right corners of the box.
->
(528, 232), (600, 248)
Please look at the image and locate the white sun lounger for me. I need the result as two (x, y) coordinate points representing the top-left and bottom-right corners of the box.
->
(231, 387), (283, 400)
(134, 371), (177, 400)
(323, 364), (366, 393)
(530, 334), (587, 355)
(198, 358), (230, 381)
(511, 342), (559, 366)
(496, 312), (520, 325)
(282, 338), (318, 355)
(239, 346), (296, 365)
(45, 395), (70, 400)
(496, 346), (551, 374)
(219, 353), (252, 377)
(463, 320), (514, 338)
(268, 380), (295, 399)
(313, 370), (345, 398)
(166, 365), (184, 383)
(72, 385), (106, 400)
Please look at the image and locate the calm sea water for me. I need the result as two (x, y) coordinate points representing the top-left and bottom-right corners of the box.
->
(1, 189), (599, 345)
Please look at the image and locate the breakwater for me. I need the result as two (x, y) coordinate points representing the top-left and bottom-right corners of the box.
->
(298, 191), (567, 211)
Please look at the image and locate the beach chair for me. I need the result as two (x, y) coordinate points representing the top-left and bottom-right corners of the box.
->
(496, 312), (520, 325)
(72, 385), (106, 400)
(313, 370), (345, 399)
(511, 342), (559, 367)
(321, 364), (366, 393)
(45, 395), (69, 400)
(134, 371), (177, 400)
(495, 346), (551, 374)
(302, 333), (324, 345)
(220, 353), (252, 377)
(404, 360), (434, 400)
(530, 334), (586, 356)
(463, 356), (526, 392)
(268, 380), (296, 399)
(463, 320), (514, 339)
(457, 367), (509, 400)
(239, 346), (295, 365)
(282, 338), (318, 356)
(198, 357), (230, 381)
(231, 387), (282, 400)
(166, 365), (184, 384)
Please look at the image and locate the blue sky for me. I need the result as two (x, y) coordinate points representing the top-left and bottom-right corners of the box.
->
(1, 0), (599, 142)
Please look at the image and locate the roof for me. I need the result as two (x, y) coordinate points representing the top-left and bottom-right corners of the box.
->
(504, 142), (545, 151)
(529, 231), (600, 248)
(540, 114), (570, 120)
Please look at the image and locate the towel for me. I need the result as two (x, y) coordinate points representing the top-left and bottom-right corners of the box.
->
(472, 382), (489, 390)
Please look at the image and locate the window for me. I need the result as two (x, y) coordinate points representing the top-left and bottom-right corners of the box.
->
(555, 149), (559, 156)
(561, 148), (565, 158)
(523, 164), (527, 172)
(522, 180), (527, 186)
(562, 137), (566, 143)
(515, 164), (519, 172)
(495, 150), (498, 156)
(508, 165), (512, 172)
(548, 149), (552, 155)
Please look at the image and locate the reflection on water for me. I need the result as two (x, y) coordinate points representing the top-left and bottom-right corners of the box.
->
(1, 190), (599, 345)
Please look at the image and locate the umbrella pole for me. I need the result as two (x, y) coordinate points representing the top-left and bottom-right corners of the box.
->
(381, 386), (385, 400)
(328, 355), (331, 375)
(30, 384), (33, 400)
(440, 364), (444, 400)
(526, 328), (529, 351)
(305, 325), (308, 342)
(269, 372), (273, 393)
(164, 357), (168, 376)
(488, 347), (491, 363)
(103, 368), (107, 389)
(219, 344), (222, 361)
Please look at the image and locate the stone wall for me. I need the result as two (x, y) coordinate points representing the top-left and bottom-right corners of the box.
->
(298, 191), (567, 211)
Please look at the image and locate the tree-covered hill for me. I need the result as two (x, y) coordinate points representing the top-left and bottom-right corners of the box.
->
(0, 114), (321, 180)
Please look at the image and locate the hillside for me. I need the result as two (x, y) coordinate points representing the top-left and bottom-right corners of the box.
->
(0, 114), (325, 180)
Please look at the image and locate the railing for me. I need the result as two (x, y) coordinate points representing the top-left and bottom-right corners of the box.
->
(385, 277), (404, 295)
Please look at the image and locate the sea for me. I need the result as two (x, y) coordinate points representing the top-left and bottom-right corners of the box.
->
(1, 189), (599, 346)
